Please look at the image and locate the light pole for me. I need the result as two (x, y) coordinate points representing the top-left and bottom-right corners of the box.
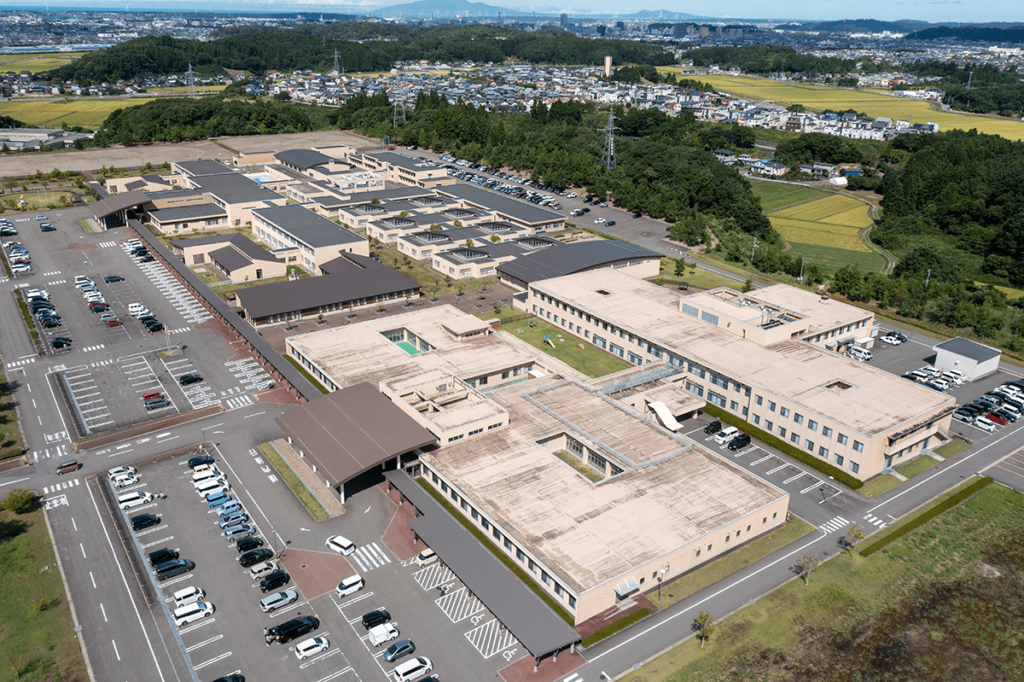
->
(658, 566), (668, 601)
(201, 428), (206, 447)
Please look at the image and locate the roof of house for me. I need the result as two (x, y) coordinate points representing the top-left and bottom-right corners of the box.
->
(236, 253), (419, 320)
(275, 149), (334, 170)
(934, 337), (1001, 363)
(148, 202), (227, 223)
(497, 240), (660, 285)
(252, 204), (364, 248)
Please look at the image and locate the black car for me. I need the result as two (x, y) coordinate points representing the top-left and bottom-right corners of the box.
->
(148, 547), (179, 567)
(52, 337), (73, 349)
(703, 421), (722, 435)
(606, 220), (616, 227)
(632, 212), (642, 218)
(179, 373), (203, 386)
(260, 570), (290, 593)
(728, 434), (752, 451)
(140, 255), (155, 263)
(104, 275), (125, 283)
(188, 454), (215, 469)
(211, 676), (245, 682)
(147, 323), (165, 333)
(235, 536), (265, 554)
(30, 302), (55, 311)
(265, 615), (318, 644)
(993, 409), (1018, 423)
(239, 548), (275, 568)
(90, 305), (110, 313)
(582, 207), (590, 213)
(131, 513), (161, 531)
(138, 315), (157, 325)
(362, 609), (392, 629)
(41, 319), (61, 328)
(41, 224), (56, 232)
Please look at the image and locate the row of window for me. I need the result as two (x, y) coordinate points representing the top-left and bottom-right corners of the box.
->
(695, 512), (779, 558)
(426, 469), (577, 610)
(807, 319), (869, 344)
(753, 395), (864, 452)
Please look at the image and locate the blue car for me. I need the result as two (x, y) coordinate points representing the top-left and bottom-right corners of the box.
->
(205, 492), (231, 508)
(216, 500), (243, 517)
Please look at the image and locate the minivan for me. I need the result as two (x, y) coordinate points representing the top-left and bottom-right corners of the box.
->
(155, 559), (195, 581)
(415, 548), (437, 567)
(260, 570), (290, 593)
(712, 426), (739, 445)
(335, 574), (365, 598)
(223, 524), (254, 542)
(265, 615), (318, 644)
(148, 547), (179, 566)
(56, 459), (80, 475)
(850, 347), (873, 362)
(196, 478), (231, 497)
(173, 585), (205, 608)
(249, 561), (277, 580)
(728, 434), (752, 450)
(118, 491), (153, 510)
(394, 657), (434, 682)
(192, 469), (225, 486)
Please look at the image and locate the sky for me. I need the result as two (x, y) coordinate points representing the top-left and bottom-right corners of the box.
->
(14, 0), (1020, 24)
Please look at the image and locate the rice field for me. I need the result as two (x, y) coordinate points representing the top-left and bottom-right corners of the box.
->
(688, 74), (1024, 141)
(0, 52), (83, 73)
(748, 178), (824, 211)
(769, 194), (874, 254)
(0, 97), (158, 128)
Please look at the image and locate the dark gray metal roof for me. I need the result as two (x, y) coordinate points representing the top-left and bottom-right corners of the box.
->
(175, 159), (233, 176)
(209, 245), (252, 273)
(275, 385), (434, 487)
(91, 190), (149, 219)
(235, 253), (419, 320)
(498, 240), (660, 285)
(191, 173), (282, 204)
(365, 151), (429, 172)
(148, 202), (226, 223)
(275, 149), (334, 170)
(125, 219), (321, 400)
(385, 470), (581, 659)
(934, 337), (1001, 363)
(252, 204), (364, 248)
(438, 183), (563, 225)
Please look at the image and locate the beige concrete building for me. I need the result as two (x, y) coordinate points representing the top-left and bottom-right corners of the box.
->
(528, 271), (956, 478)
(170, 233), (286, 284)
(251, 204), (368, 274)
(285, 306), (790, 624)
(352, 151), (454, 188)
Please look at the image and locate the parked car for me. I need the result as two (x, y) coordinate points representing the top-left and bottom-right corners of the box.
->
(260, 570), (290, 593)
(259, 588), (298, 613)
(703, 421), (721, 435)
(51, 337), (73, 350)
(104, 274), (125, 283)
(294, 636), (330, 660)
(148, 547), (179, 566)
(393, 657), (433, 682)
(189, 454), (215, 469)
(239, 548), (274, 568)
(179, 373), (203, 386)
(974, 416), (998, 432)
(383, 638), (416, 662)
(987, 412), (1009, 425)
(368, 623), (399, 647)
(218, 511), (249, 529)
(173, 601), (214, 626)
(361, 608), (392, 629)
(235, 536), (264, 553)
(605, 220), (616, 226)
(205, 491), (231, 508)
(325, 535), (356, 556)
(131, 513), (161, 531)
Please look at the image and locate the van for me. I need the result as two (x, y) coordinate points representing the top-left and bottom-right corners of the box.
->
(173, 585), (205, 607)
(127, 302), (147, 316)
(908, 370), (930, 383)
(223, 524), (255, 542)
(335, 574), (365, 598)
(155, 559), (195, 581)
(712, 426), (739, 445)
(56, 459), (80, 475)
(249, 561), (277, 580)
(415, 548), (437, 566)
(850, 347), (873, 361)
(196, 478), (230, 496)
(265, 615), (319, 645)
(148, 547), (179, 566)
(728, 434), (752, 451)
(191, 463), (217, 475)
(118, 491), (153, 510)
(191, 469), (224, 486)
(394, 657), (434, 682)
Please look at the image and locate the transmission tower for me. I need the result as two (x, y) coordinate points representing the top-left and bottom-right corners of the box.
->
(186, 63), (197, 99)
(332, 49), (339, 75)
(600, 109), (619, 171)
(392, 71), (407, 128)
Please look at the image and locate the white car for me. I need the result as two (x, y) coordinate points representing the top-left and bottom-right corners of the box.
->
(394, 657), (433, 682)
(326, 535), (356, 556)
(880, 335), (900, 345)
(172, 601), (214, 626)
(259, 588), (299, 613)
(566, 192), (577, 198)
(118, 491), (153, 510)
(108, 465), (137, 477)
(294, 636), (329, 660)
(368, 622), (399, 647)
(974, 416), (998, 432)
(112, 473), (140, 488)
(593, 218), (606, 224)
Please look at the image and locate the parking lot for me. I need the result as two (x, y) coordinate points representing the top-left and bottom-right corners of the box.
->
(101, 442), (516, 682)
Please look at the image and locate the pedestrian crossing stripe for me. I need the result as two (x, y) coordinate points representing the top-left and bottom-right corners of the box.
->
(5, 357), (36, 369)
(42, 478), (80, 494)
(225, 395), (254, 410)
(863, 514), (887, 528)
(81, 344), (106, 352)
(99, 241), (117, 248)
(819, 516), (848, 533)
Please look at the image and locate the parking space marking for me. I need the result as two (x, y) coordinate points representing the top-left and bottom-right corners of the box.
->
(465, 618), (518, 658)
(783, 471), (807, 485)
(751, 454), (774, 466)
(820, 516), (849, 533)
(225, 358), (274, 391)
(435, 586), (486, 623)
(800, 481), (824, 494)
(413, 562), (455, 590)
(191, 650), (230, 669)
(141, 536), (175, 549)
(155, 572), (193, 588)
(130, 255), (213, 324)
(185, 635), (223, 652)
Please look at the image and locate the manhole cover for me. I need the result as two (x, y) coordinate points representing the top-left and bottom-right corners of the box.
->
(300, 564), (308, 569)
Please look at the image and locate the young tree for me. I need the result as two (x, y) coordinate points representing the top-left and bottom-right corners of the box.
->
(692, 611), (715, 648)
(796, 553), (821, 586)
(845, 523), (866, 558)
(1, 488), (37, 514)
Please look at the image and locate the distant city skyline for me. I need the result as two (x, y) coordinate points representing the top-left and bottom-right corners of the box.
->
(4, 0), (1016, 24)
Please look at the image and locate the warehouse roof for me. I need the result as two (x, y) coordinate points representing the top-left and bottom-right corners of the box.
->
(275, 149), (334, 170)
(934, 337), (1001, 363)
(498, 240), (660, 285)
(148, 203), (227, 223)
(252, 204), (364, 248)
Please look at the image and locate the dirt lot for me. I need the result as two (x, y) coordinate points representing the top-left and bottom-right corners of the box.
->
(0, 130), (380, 178)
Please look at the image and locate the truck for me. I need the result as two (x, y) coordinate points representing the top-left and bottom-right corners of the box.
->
(367, 623), (399, 647)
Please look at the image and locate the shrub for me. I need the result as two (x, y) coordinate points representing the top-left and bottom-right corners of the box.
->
(581, 608), (650, 647)
(1, 488), (38, 514)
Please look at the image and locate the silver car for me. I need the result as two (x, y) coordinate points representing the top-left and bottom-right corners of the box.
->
(259, 588), (299, 613)
(217, 512), (248, 529)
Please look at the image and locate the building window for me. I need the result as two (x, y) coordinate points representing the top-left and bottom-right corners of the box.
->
(696, 548), (701, 557)
(471, 508), (478, 519)
(707, 544), (713, 552)
(493, 527), (501, 541)
(790, 432), (799, 444)
(773, 512), (778, 520)
(568, 595), (576, 609)
(853, 440), (864, 453)
(708, 391), (727, 408)
(710, 373), (729, 389)
(516, 548), (525, 562)
(504, 538), (513, 551)
(554, 583), (565, 597)
(837, 433), (848, 445)
(747, 525), (751, 532)
(765, 420), (773, 432)
(461, 499), (468, 511)
(778, 427), (786, 438)
(482, 518), (490, 531)
(441, 482), (449, 493)
(725, 535), (730, 544)
(682, 303), (699, 318)
(794, 413), (803, 425)
(541, 571), (550, 585)
(752, 415), (760, 425)
(805, 439), (814, 451)
(742, 407), (749, 416)
(780, 407), (790, 418)
(689, 362), (706, 379)
(730, 401), (739, 411)
(701, 311), (719, 326)
(593, 335), (606, 350)
(768, 401), (776, 412)
(823, 426), (833, 438)
(686, 381), (704, 397)
(808, 419), (817, 432)
(835, 454), (844, 466)
(528, 559), (536, 572)
(755, 395), (763, 406)
(819, 446), (829, 458)
(850, 461), (860, 474)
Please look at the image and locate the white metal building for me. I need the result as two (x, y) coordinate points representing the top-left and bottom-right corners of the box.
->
(932, 337), (1001, 381)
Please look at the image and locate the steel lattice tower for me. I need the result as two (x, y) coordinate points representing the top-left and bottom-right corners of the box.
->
(600, 109), (618, 171)
(186, 63), (197, 99)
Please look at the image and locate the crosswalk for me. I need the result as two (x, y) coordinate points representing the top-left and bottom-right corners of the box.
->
(224, 395), (253, 410)
(819, 516), (849, 534)
(167, 326), (191, 335)
(99, 241), (117, 248)
(43, 478), (80, 495)
(40, 270), (61, 277)
(81, 344), (106, 353)
(347, 542), (392, 574)
(47, 279), (67, 286)
(33, 443), (72, 461)
(863, 513), (888, 528)
(90, 359), (115, 368)
(5, 357), (36, 369)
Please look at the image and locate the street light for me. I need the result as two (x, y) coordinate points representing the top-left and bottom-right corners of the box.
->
(658, 566), (668, 601)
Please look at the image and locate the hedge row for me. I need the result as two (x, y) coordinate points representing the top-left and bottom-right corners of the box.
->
(860, 476), (993, 557)
(581, 608), (650, 648)
(700, 403), (863, 490)
(13, 291), (45, 356)
(417, 479), (576, 626)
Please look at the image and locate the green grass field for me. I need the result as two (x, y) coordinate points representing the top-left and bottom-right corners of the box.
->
(785, 241), (887, 274)
(748, 178), (825, 211)
(895, 454), (939, 479)
(631, 481), (1024, 682)
(0, 507), (88, 681)
(857, 474), (901, 499)
(688, 74), (1024, 141)
(0, 97), (158, 129)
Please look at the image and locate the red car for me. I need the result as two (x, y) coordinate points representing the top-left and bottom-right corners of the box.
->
(104, 318), (122, 327)
(987, 412), (1008, 425)
(88, 301), (107, 309)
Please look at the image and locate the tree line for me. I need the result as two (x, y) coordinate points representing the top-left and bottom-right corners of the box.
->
(42, 24), (672, 86)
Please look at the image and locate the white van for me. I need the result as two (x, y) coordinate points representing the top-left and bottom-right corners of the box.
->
(335, 574), (364, 598)
(415, 548), (437, 567)
(713, 426), (739, 445)
(127, 302), (148, 316)
(367, 623), (399, 647)
(394, 657), (433, 682)
(191, 463), (218, 475)
(195, 478), (230, 496)
(173, 586), (205, 608)
(850, 347), (873, 362)
(191, 469), (223, 486)
(118, 491), (153, 510)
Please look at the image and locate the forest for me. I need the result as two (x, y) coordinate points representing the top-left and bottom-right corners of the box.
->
(42, 24), (672, 86)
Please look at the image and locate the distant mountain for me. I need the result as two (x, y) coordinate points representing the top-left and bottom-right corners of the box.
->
(775, 19), (928, 34)
(905, 25), (1024, 42)
(378, 0), (521, 17)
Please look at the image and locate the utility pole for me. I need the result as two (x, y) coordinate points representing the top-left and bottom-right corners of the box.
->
(599, 109), (618, 171)
(965, 70), (973, 91)
(186, 63), (196, 99)
(333, 49), (339, 75)
(750, 237), (758, 265)
(925, 268), (931, 289)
